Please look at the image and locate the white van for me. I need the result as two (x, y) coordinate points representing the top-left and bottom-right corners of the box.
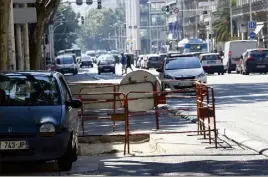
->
(223, 40), (257, 73)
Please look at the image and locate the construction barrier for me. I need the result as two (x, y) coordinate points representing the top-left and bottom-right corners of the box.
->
(70, 78), (217, 155)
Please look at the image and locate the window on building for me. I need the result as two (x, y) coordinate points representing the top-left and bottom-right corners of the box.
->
(150, 2), (165, 12)
(140, 16), (149, 26)
(151, 14), (165, 26)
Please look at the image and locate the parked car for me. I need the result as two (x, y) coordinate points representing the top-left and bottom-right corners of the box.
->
(53, 55), (79, 75)
(0, 71), (82, 171)
(144, 54), (162, 69)
(223, 40), (257, 73)
(97, 55), (116, 75)
(236, 48), (268, 75)
(157, 56), (206, 91)
(112, 54), (121, 64)
(199, 53), (224, 75)
(80, 56), (93, 68)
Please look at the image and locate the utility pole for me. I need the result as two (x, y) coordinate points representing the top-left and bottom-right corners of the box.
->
(181, 0), (185, 39)
(195, 0), (198, 38)
(48, 25), (53, 62)
(148, 2), (152, 53)
(230, 0), (233, 37)
(22, 3), (30, 70)
(208, 0), (212, 52)
(249, 0), (252, 21)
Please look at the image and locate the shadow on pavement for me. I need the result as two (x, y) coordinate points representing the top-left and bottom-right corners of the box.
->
(212, 82), (268, 106)
(98, 158), (268, 176)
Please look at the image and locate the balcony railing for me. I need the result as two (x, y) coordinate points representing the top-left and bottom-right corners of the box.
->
(232, 0), (268, 17)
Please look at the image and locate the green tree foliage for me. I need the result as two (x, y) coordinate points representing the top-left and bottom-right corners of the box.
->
(77, 8), (124, 52)
(213, 0), (237, 42)
(53, 5), (80, 55)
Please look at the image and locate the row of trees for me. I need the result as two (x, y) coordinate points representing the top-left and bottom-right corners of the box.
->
(0, 0), (61, 70)
(52, 4), (80, 55)
(77, 8), (124, 52)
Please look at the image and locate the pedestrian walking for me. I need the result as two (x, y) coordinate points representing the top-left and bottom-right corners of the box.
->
(125, 54), (133, 74)
(120, 53), (127, 75)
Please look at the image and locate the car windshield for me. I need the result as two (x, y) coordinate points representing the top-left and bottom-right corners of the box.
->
(0, 74), (61, 106)
(202, 55), (219, 60)
(165, 57), (201, 70)
(81, 57), (91, 61)
(56, 57), (74, 64)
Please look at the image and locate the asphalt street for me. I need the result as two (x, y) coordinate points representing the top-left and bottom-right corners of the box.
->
(4, 64), (266, 175)
(66, 64), (268, 146)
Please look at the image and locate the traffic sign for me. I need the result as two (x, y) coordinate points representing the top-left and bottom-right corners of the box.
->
(249, 31), (256, 39)
(173, 7), (179, 14)
(248, 21), (256, 29)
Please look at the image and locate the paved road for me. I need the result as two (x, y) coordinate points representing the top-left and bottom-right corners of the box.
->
(2, 66), (268, 175)
(66, 65), (268, 146)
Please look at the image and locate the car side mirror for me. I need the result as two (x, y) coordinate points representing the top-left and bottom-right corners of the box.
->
(156, 68), (163, 72)
(66, 99), (82, 108)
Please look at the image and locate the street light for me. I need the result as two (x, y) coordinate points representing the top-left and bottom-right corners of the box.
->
(48, 22), (64, 61)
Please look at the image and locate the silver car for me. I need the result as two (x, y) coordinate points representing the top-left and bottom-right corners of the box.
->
(157, 56), (207, 91)
(53, 55), (79, 75)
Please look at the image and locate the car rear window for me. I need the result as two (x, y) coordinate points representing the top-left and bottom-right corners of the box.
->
(202, 55), (220, 60)
(99, 59), (115, 65)
(149, 57), (160, 61)
(0, 74), (61, 106)
(56, 57), (74, 64)
(250, 50), (268, 59)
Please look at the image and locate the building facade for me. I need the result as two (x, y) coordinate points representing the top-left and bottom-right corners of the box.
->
(166, 0), (217, 51)
(231, 0), (268, 47)
(125, 0), (166, 54)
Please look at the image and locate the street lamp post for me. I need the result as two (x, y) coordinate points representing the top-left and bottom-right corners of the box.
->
(48, 22), (63, 61)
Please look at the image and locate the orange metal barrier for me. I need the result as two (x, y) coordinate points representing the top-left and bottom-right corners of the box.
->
(123, 81), (217, 155)
(196, 81), (218, 148)
(72, 79), (217, 155)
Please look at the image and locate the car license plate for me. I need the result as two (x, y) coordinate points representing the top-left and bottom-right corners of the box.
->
(257, 65), (265, 68)
(207, 61), (216, 64)
(0, 141), (28, 150)
(179, 82), (192, 87)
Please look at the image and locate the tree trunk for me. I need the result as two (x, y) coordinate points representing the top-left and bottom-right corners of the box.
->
(8, 0), (16, 70)
(29, 16), (45, 70)
(29, 0), (60, 70)
(0, 0), (11, 70)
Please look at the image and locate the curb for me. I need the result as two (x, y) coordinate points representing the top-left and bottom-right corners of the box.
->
(217, 125), (268, 158)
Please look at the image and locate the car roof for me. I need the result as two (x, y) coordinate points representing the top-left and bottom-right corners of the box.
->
(57, 54), (74, 58)
(166, 53), (196, 58)
(247, 48), (268, 52)
(0, 71), (56, 77)
(200, 53), (219, 56)
(166, 56), (199, 61)
(146, 54), (159, 57)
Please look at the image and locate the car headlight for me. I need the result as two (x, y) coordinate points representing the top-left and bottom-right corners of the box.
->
(164, 75), (173, 79)
(40, 123), (55, 133)
(196, 73), (206, 78)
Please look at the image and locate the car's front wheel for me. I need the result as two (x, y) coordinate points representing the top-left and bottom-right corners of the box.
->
(57, 138), (74, 171)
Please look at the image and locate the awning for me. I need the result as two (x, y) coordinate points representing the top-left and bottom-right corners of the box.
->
(254, 23), (264, 35)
